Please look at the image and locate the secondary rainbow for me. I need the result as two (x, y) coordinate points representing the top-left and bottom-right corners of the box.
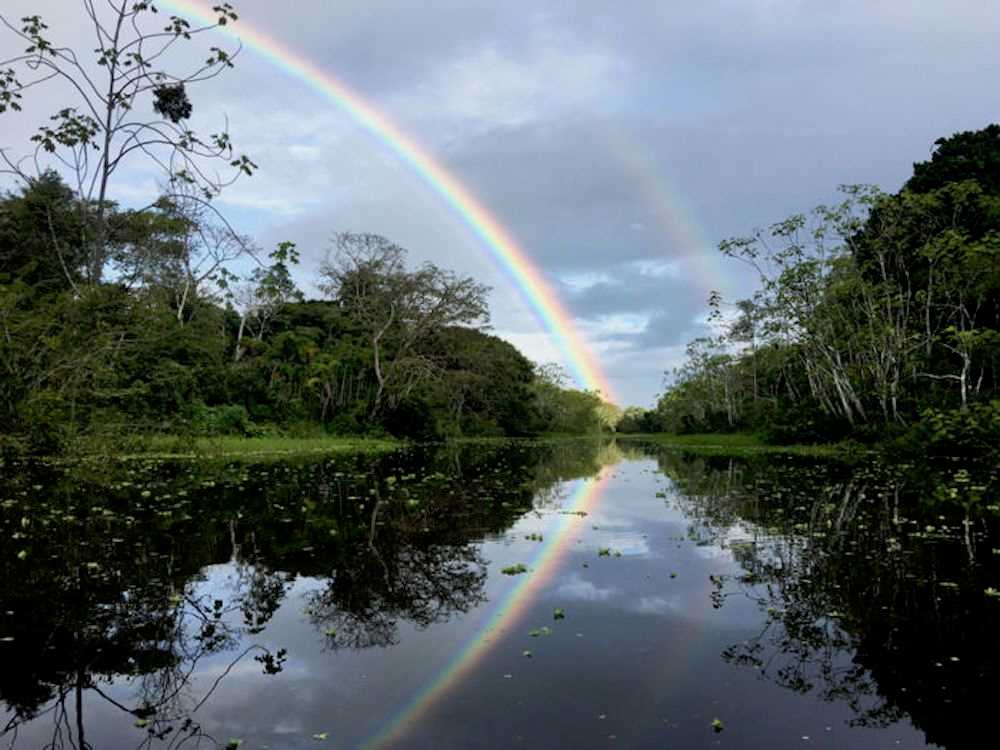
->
(364, 470), (613, 749)
(594, 120), (724, 295)
(162, 1), (615, 400)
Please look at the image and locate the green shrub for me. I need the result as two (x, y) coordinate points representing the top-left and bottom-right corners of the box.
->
(381, 397), (441, 441)
(183, 403), (259, 437)
(914, 400), (1000, 457)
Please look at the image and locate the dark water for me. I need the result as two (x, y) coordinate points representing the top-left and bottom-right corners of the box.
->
(1, 441), (997, 749)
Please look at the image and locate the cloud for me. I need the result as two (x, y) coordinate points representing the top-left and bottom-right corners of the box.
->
(554, 573), (618, 602)
(392, 37), (623, 131)
(632, 594), (684, 616)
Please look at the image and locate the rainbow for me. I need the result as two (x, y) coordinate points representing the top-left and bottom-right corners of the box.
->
(594, 121), (722, 295)
(161, 1), (615, 401)
(363, 470), (613, 748)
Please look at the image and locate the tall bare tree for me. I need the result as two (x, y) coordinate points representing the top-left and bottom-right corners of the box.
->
(319, 232), (490, 414)
(0, 1), (256, 284)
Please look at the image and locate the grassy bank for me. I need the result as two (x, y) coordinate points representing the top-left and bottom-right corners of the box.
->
(116, 435), (400, 460)
(62, 431), (841, 462)
(617, 433), (844, 457)
(449, 432), (845, 458)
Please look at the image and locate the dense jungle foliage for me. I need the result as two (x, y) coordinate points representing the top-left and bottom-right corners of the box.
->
(622, 125), (1000, 456)
(0, 196), (613, 451)
(0, 3), (616, 454)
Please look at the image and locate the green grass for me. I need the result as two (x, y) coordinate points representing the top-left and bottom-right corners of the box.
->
(89, 431), (838, 461)
(452, 433), (611, 445)
(122, 434), (399, 460)
(617, 432), (843, 457)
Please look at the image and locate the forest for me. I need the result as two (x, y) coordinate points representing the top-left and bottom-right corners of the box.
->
(622, 125), (1000, 457)
(0, 4), (619, 455)
(0, 193), (616, 452)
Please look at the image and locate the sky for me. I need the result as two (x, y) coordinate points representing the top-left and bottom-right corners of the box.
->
(2, 0), (998, 405)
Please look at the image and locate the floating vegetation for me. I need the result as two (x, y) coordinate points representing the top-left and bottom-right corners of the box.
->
(1, 440), (997, 749)
(501, 563), (529, 575)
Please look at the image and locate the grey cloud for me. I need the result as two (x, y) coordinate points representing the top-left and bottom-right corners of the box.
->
(557, 267), (707, 322)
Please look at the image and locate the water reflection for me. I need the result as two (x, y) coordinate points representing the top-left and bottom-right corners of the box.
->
(652, 449), (1000, 748)
(0, 441), (608, 747)
(0, 441), (996, 748)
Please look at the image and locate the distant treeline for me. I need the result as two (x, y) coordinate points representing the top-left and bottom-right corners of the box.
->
(620, 125), (1000, 456)
(0, 187), (615, 452)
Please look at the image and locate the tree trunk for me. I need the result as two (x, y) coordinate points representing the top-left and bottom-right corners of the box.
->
(234, 315), (247, 362)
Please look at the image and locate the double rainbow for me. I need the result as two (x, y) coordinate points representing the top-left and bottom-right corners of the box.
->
(162, 1), (615, 401)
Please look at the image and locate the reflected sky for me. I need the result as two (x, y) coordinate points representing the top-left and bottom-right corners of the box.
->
(3, 444), (993, 748)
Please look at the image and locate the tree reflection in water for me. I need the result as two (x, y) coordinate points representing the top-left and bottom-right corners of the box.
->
(0, 441), (607, 747)
(652, 449), (999, 748)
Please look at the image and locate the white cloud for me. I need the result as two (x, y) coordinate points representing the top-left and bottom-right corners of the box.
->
(555, 573), (618, 602)
(394, 34), (623, 132)
(559, 271), (618, 291)
(630, 259), (681, 279)
(632, 594), (684, 616)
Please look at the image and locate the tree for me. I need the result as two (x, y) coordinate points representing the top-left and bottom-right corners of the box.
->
(529, 363), (608, 434)
(906, 123), (1000, 196)
(0, 2), (256, 284)
(318, 232), (490, 415)
(422, 327), (539, 436)
(233, 241), (303, 362)
(0, 171), (87, 291)
(662, 124), (1000, 445)
(111, 191), (251, 322)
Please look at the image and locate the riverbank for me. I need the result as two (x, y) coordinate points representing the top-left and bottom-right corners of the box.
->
(3, 430), (846, 463)
(617, 432), (845, 457)
(111, 434), (399, 460)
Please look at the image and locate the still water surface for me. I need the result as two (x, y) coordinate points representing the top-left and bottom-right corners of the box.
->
(1, 441), (997, 748)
